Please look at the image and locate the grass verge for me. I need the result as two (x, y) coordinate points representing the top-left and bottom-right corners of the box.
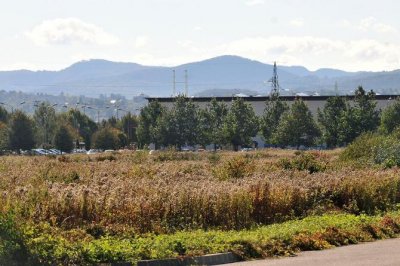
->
(2, 211), (400, 265)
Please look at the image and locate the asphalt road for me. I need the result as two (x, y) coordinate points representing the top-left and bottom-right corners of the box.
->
(222, 238), (400, 266)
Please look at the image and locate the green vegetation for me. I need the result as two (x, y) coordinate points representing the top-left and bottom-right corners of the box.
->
(54, 125), (74, 153)
(8, 111), (35, 152)
(0, 144), (399, 264)
(223, 97), (259, 151)
(3, 86), (400, 265)
(2, 210), (400, 265)
(273, 98), (320, 148)
(261, 92), (288, 145)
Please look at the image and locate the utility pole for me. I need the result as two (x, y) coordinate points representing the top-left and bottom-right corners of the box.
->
(269, 61), (280, 97)
(334, 81), (339, 95)
(184, 69), (188, 96)
(173, 70), (176, 96)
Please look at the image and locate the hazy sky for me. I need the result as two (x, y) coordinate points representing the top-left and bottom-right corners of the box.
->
(1, 0), (400, 71)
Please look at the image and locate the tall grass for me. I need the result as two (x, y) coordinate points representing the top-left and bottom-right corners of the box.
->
(0, 150), (399, 235)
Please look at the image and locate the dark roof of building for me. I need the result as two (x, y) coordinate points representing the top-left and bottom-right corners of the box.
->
(147, 95), (400, 102)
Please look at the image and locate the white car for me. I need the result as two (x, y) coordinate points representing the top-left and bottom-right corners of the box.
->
(87, 149), (100, 155)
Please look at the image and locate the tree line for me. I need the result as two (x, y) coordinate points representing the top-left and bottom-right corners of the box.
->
(0, 86), (398, 153)
(137, 86), (394, 150)
(0, 102), (137, 153)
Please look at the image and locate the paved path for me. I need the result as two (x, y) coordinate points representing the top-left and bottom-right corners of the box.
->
(222, 238), (400, 266)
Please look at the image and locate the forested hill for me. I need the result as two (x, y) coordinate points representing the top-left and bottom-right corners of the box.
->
(1, 55), (400, 98)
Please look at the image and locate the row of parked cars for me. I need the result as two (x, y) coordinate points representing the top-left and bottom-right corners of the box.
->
(27, 149), (63, 155)
(22, 148), (111, 156)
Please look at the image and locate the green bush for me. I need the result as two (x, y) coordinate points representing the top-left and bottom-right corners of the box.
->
(154, 150), (201, 162)
(341, 132), (400, 168)
(278, 152), (327, 173)
(0, 212), (31, 265)
(213, 156), (255, 180)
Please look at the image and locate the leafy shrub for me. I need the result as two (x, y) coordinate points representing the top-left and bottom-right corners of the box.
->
(278, 152), (327, 173)
(154, 150), (201, 162)
(213, 156), (255, 180)
(0, 212), (30, 265)
(207, 152), (221, 164)
(96, 154), (117, 162)
(341, 132), (400, 168)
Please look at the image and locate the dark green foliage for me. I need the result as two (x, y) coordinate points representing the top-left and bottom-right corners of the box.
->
(223, 98), (259, 151)
(380, 97), (400, 134)
(274, 99), (320, 148)
(261, 94), (288, 144)
(137, 101), (165, 148)
(338, 86), (380, 145)
(205, 98), (228, 150)
(341, 132), (400, 168)
(0, 212), (31, 265)
(117, 131), (128, 148)
(278, 152), (327, 173)
(61, 109), (97, 149)
(0, 106), (8, 123)
(33, 102), (57, 147)
(0, 122), (9, 151)
(318, 96), (347, 148)
(92, 127), (121, 150)
(8, 110), (35, 152)
(54, 125), (74, 153)
(120, 113), (138, 144)
(168, 95), (200, 149)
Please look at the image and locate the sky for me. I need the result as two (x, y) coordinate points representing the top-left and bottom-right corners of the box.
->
(1, 0), (400, 72)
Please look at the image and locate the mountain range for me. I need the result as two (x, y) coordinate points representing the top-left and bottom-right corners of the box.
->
(1, 55), (400, 98)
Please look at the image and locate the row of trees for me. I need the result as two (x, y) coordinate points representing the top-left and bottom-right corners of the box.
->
(137, 86), (397, 150)
(0, 86), (399, 153)
(0, 102), (137, 153)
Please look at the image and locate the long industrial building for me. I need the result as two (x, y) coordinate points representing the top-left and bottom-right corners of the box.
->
(147, 94), (398, 117)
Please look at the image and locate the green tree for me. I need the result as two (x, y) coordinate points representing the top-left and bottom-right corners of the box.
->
(0, 106), (8, 123)
(137, 101), (165, 149)
(274, 98), (320, 149)
(318, 96), (347, 148)
(223, 98), (259, 151)
(206, 98), (228, 150)
(167, 95), (200, 149)
(0, 122), (9, 152)
(33, 102), (57, 147)
(54, 125), (74, 153)
(61, 109), (97, 149)
(380, 97), (400, 134)
(92, 127), (121, 150)
(260, 93), (288, 145)
(119, 113), (138, 144)
(338, 86), (380, 144)
(9, 111), (35, 152)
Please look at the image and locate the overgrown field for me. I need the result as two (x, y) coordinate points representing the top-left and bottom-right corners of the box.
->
(1, 149), (400, 264)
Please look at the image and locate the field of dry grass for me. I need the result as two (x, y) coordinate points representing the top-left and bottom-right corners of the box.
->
(0, 149), (399, 234)
(1, 149), (400, 264)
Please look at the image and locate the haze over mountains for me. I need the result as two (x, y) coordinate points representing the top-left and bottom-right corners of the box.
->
(1, 55), (400, 98)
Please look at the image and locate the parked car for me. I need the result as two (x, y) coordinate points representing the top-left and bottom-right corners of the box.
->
(87, 149), (101, 155)
(31, 149), (48, 155)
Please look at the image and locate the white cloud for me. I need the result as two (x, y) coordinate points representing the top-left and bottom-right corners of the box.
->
(26, 18), (119, 46)
(341, 17), (398, 34)
(358, 17), (397, 33)
(135, 36), (149, 48)
(214, 36), (400, 71)
(193, 26), (203, 31)
(290, 18), (304, 27)
(244, 0), (264, 6)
